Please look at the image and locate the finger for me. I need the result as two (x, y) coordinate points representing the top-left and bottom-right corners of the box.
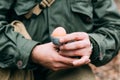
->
(60, 32), (88, 44)
(51, 62), (74, 71)
(59, 48), (92, 57)
(72, 56), (90, 67)
(58, 56), (78, 66)
(60, 40), (90, 50)
(59, 50), (76, 57)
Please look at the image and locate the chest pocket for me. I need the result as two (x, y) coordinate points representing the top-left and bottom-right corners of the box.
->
(70, 0), (93, 23)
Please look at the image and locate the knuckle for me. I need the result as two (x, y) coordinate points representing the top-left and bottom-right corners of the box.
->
(63, 37), (69, 42)
(82, 32), (89, 39)
(84, 40), (91, 47)
(74, 33), (81, 37)
(85, 49), (92, 56)
(89, 48), (92, 54)
(82, 32), (88, 37)
(62, 45), (67, 49)
(86, 42), (91, 47)
(53, 57), (59, 62)
(62, 45), (69, 50)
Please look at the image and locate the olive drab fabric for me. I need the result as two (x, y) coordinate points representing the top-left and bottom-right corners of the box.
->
(10, 21), (95, 80)
(0, 0), (120, 80)
(0, 21), (34, 80)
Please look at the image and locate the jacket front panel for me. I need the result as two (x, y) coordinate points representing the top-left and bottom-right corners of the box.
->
(47, 0), (93, 34)
(22, 0), (120, 66)
(0, 0), (120, 69)
(22, 0), (93, 43)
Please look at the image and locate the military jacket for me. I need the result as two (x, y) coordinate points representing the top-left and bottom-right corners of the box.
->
(0, 0), (120, 69)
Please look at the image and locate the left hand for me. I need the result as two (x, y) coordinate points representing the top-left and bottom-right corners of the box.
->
(59, 32), (92, 67)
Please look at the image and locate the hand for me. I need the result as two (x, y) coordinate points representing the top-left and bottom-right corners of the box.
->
(59, 32), (92, 67)
(31, 42), (77, 71)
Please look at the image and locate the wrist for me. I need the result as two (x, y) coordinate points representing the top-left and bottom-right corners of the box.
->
(31, 45), (41, 64)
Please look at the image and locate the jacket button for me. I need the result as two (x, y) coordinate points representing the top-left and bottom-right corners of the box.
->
(17, 60), (23, 69)
(86, 17), (92, 23)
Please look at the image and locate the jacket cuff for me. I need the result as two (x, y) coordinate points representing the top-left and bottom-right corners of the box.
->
(89, 34), (101, 66)
(89, 36), (99, 58)
(17, 40), (39, 69)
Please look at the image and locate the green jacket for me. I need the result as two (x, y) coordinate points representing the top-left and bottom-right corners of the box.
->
(0, 0), (120, 69)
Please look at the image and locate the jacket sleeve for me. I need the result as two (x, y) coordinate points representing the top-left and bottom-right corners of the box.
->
(0, 0), (39, 69)
(89, 0), (120, 66)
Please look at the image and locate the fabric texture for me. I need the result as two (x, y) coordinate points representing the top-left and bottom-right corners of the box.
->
(0, 0), (120, 80)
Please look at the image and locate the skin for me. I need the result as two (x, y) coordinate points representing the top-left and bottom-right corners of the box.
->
(59, 32), (92, 66)
(31, 42), (78, 71)
(31, 32), (92, 71)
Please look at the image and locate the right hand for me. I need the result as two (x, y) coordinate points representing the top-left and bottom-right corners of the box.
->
(31, 42), (77, 71)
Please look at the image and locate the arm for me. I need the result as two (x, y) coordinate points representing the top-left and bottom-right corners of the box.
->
(0, 0), (39, 69)
(89, 0), (120, 66)
(58, 0), (120, 67)
(0, 0), (76, 70)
